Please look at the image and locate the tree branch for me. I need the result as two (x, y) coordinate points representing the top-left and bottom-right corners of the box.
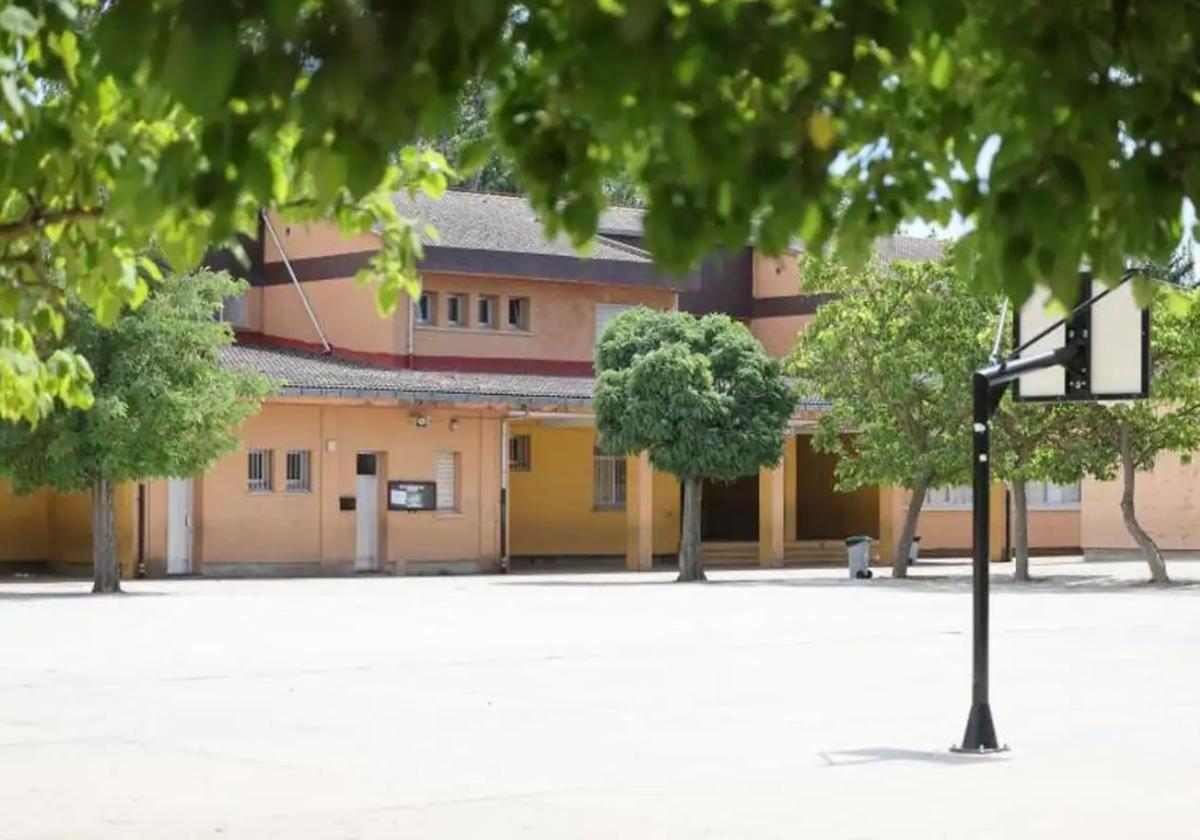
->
(0, 206), (103, 241)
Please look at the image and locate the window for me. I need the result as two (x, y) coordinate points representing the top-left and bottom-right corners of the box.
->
(924, 485), (972, 509)
(509, 434), (532, 471)
(593, 448), (626, 509)
(285, 449), (311, 492)
(247, 449), (274, 492)
(219, 296), (246, 327)
(477, 295), (498, 329)
(1025, 481), (1081, 509)
(435, 451), (459, 511)
(446, 293), (465, 327)
(416, 292), (437, 326)
(595, 304), (633, 348)
(507, 296), (530, 331)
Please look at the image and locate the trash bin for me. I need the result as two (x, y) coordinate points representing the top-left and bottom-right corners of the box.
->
(908, 536), (922, 566)
(846, 536), (873, 579)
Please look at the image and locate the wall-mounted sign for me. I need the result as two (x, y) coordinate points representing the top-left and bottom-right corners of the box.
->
(387, 480), (436, 511)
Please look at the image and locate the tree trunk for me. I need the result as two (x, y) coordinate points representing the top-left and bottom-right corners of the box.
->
(1118, 423), (1169, 584)
(1012, 480), (1031, 581)
(894, 473), (930, 579)
(677, 475), (707, 582)
(92, 477), (121, 594)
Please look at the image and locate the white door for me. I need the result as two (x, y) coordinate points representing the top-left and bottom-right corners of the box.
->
(355, 453), (379, 572)
(166, 478), (193, 574)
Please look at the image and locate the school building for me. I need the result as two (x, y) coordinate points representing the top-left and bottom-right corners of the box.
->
(5, 190), (1195, 577)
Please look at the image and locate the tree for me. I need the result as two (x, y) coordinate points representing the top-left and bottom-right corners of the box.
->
(992, 402), (1086, 581)
(594, 309), (793, 582)
(0, 271), (268, 592)
(6, 2), (1200, 421)
(1040, 290), (1200, 583)
(788, 256), (995, 577)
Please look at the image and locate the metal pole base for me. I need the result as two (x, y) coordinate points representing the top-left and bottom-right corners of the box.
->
(951, 702), (1008, 753)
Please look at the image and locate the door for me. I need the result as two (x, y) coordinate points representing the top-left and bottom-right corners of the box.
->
(355, 453), (379, 572)
(166, 478), (193, 574)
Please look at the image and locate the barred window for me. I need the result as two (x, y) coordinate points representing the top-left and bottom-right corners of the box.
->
(1025, 481), (1081, 508)
(248, 449), (274, 493)
(435, 452), (459, 511)
(285, 450), (311, 492)
(593, 448), (626, 510)
(924, 485), (972, 509)
(509, 434), (532, 471)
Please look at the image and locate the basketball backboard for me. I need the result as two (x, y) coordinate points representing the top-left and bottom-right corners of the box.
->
(1012, 274), (1150, 402)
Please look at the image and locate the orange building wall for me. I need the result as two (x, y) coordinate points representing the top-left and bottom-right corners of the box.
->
(146, 399), (506, 573)
(1082, 454), (1200, 552)
(753, 252), (803, 298)
(263, 216), (380, 262)
(0, 483), (51, 561)
(261, 278), (404, 356)
(752, 315), (812, 359)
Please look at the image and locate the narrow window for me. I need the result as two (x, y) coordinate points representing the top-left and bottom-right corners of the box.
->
(285, 449), (311, 492)
(416, 292), (437, 326)
(508, 434), (532, 471)
(435, 452), (459, 511)
(446, 293), (465, 327)
(477, 295), (497, 329)
(593, 448), (626, 509)
(1025, 480), (1081, 508)
(248, 449), (274, 493)
(924, 485), (971, 509)
(507, 296), (530, 331)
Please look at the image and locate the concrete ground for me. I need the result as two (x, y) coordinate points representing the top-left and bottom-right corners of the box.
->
(2, 557), (1199, 839)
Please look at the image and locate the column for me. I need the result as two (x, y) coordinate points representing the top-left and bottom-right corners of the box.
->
(989, 481), (1007, 562)
(625, 450), (653, 571)
(877, 485), (898, 566)
(758, 462), (785, 568)
(783, 436), (798, 544)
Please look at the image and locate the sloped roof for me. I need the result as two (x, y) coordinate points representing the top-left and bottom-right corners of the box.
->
(221, 344), (595, 407)
(392, 190), (649, 263)
(872, 235), (947, 263)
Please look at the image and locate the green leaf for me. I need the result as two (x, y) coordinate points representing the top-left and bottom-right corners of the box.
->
(929, 49), (953, 90)
(0, 6), (39, 38)
(1, 75), (24, 117)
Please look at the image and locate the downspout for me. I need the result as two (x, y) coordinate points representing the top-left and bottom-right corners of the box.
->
(260, 210), (332, 354)
(500, 418), (510, 572)
(406, 294), (415, 368)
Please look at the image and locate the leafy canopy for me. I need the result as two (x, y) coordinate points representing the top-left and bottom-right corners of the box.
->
(6, 1), (1200, 421)
(787, 256), (996, 492)
(594, 309), (794, 480)
(0, 270), (268, 494)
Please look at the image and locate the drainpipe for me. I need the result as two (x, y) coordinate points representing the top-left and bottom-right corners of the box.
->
(260, 210), (332, 354)
(500, 418), (510, 572)
(406, 295), (415, 368)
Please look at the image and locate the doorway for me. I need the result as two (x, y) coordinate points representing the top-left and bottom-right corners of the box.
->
(166, 478), (193, 574)
(795, 436), (880, 540)
(355, 453), (380, 572)
(699, 474), (759, 541)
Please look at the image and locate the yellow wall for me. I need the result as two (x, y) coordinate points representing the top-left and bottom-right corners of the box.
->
(0, 483), (51, 561)
(0, 479), (136, 576)
(508, 422), (680, 556)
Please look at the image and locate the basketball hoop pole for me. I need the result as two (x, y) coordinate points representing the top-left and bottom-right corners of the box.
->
(954, 342), (1081, 753)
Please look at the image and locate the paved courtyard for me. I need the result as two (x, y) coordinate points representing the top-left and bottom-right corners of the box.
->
(2, 557), (1199, 839)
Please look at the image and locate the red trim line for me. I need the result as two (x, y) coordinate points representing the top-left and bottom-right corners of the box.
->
(233, 330), (594, 377)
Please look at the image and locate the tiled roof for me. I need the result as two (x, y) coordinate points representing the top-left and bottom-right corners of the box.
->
(872, 235), (947, 263)
(221, 344), (829, 414)
(221, 345), (595, 407)
(392, 190), (650, 263)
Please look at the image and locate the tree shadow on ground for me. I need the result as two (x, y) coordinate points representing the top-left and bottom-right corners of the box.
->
(503, 573), (1200, 595)
(0, 587), (164, 601)
(818, 747), (1009, 767)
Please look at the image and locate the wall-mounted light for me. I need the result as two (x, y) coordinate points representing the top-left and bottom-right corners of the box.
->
(325, 439), (338, 453)
(412, 414), (430, 428)
(449, 418), (460, 432)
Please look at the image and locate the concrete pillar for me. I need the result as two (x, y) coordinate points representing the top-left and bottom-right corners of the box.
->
(758, 461), (785, 568)
(783, 436), (797, 544)
(990, 481), (1007, 562)
(877, 484), (898, 566)
(625, 450), (653, 571)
